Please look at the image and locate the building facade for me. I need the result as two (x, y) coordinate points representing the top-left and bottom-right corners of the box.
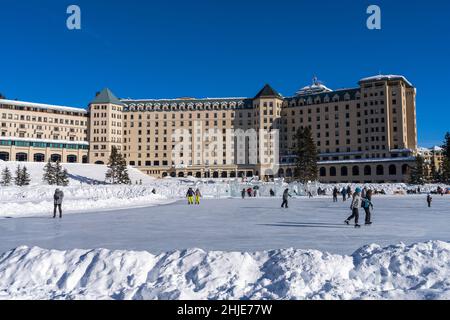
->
(0, 74), (419, 183)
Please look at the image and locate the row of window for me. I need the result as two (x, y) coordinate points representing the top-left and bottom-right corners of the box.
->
(0, 140), (89, 150)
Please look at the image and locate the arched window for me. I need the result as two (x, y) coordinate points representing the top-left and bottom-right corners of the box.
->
(0, 152), (9, 161)
(195, 172), (202, 178)
(51, 154), (61, 162)
(246, 171), (253, 178)
(16, 153), (28, 162)
(320, 167), (326, 177)
(389, 165), (397, 175)
(170, 172), (176, 178)
(178, 172), (184, 178)
(341, 166), (348, 176)
(238, 171), (245, 178)
(187, 172), (193, 177)
(33, 153), (45, 162)
(278, 168), (285, 177)
(364, 165), (372, 176)
(213, 171), (219, 178)
(376, 165), (384, 176)
(330, 167), (337, 177)
(229, 171), (236, 178)
(162, 172), (168, 178)
(221, 171), (228, 178)
(352, 166), (360, 176)
(67, 155), (77, 163)
(82, 155), (88, 164)
(402, 164), (409, 175)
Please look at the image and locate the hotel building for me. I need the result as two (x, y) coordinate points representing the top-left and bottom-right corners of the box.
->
(0, 74), (419, 183)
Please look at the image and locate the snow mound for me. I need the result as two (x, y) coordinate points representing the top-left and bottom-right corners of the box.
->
(1, 241), (449, 300)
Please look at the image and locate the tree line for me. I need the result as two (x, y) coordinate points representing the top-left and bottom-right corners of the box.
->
(410, 132), (450, 185)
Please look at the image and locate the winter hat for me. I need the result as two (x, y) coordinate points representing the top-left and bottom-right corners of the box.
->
(355, 187), (362, 193)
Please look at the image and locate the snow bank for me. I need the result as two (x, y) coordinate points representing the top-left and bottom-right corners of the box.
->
(1, 241), (449, 300)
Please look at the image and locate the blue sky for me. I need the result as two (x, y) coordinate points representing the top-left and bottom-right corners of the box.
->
(0, 0), (449, 146)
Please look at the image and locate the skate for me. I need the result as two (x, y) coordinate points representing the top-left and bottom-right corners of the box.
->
(344, 220), (349, 225)
(355, 224), (361, 228)
(365, 222), (372, 225)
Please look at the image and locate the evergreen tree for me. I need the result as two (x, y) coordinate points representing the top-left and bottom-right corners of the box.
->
(106, 146), (130, 184)
(409, 155), (426, 185)
(21, 166), (31, 186)
(1, 167), (12, 186)
(59, 168), (69, 186)
(43, 159), (56, 185)
(14, 165), (22, 186)
(53, 161), (69, 186)
(441, 132), (450, 183)
(293, 126), (318, 183)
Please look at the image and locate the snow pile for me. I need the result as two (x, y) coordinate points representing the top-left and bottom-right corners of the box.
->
(1, 241), (449, 300)
(0, 185), (171, 217)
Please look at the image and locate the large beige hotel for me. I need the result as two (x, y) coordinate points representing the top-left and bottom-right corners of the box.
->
(0, 75), (420, 183)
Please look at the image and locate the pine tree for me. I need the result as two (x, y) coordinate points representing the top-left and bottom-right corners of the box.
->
(21, 166), (31, 186)
(106, 146), (130, 184)
(441, 132), (450, 183)
(53, 161), (69, 186)
(293, 126), (318, 183)
(43, 159), (56, 185)
(1, 167), (12, 186)
(14, 165), (22, 186)
(59, 168), (69, 186)
(409, 155), (426, 185)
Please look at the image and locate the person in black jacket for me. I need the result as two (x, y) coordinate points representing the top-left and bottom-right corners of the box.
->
(332, 187), (338, 202)
(281, 189), (292, 208)
(53, 188), (64, 218)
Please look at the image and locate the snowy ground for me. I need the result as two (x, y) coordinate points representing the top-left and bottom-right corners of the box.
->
(1, 162), (450, 300)
(1, 196), (449, 255)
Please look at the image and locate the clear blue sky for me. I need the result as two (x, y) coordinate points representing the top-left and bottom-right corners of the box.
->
(0, 0), (449, 146)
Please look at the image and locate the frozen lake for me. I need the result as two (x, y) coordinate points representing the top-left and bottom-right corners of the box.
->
(0, 195), (449, 255)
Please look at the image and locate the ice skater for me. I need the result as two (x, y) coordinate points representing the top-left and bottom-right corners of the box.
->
(195, 188), (202, 205)
(186, 187), (195, 205)
(362, 189), (374, 225)
(332, 187), (338, 202)
(342, 187), (347, 201)
(345, 187), (362, 228)
(241, 188), (246, 199)
(427, 194), (432, 207)
(53, 188), (64, 219)
(281, 188), (292, 208)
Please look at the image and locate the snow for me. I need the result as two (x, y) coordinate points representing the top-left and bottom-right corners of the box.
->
(0, 240), (449, 300)
(0, 98), (87, 114)
(1, 162), (449, 300)
(0, 162), (171, 217)
(359, 75), (413, 87)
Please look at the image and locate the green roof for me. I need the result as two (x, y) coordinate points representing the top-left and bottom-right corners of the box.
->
(254, 84), (282, 99)
(90, 88), (123, 105)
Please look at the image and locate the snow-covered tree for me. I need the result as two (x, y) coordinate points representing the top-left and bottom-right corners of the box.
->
(106, 146), (130, 184)
(0, 167), (12, 186)
(14, 165), (31, 187)
(54, 161), (69, 186)
(43, 159), (56, 185)
(441, 132), (450, 184)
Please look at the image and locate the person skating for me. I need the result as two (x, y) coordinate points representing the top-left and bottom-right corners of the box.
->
(332, 187), (338, 202)
(247, 188), (253, 197)
(241, 188), (246, 199)
(186, 187), (195, 205)
(345, 187), (362, 228)
(341, 187), (347, 201)
(269, 189), (275, 197)
(195, 188), (202, 205)
(53, 188), (64, 219)
(347, 185), (352, 198)
(427, 194), (432, 207)
(308, 191), (313, 198)
(362, 189), (374, 225)
(281, 188), (292, 208)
